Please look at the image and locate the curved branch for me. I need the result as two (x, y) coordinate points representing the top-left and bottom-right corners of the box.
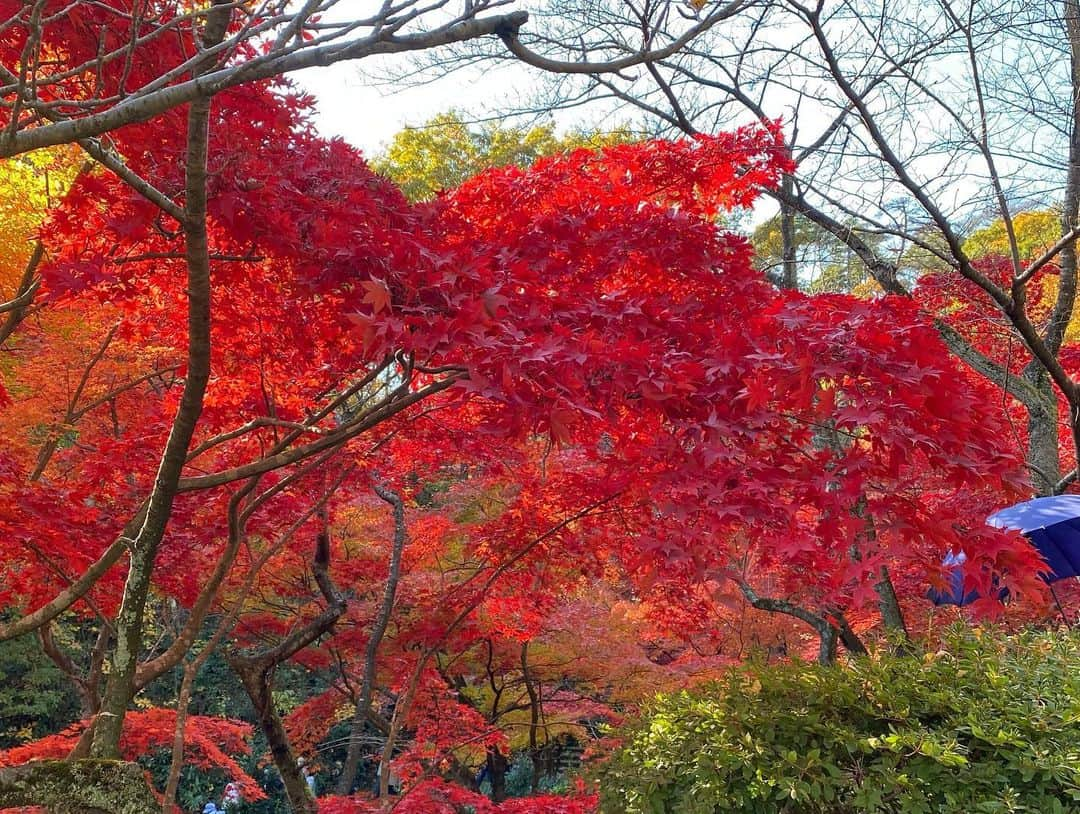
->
(498, 1), (746, 75)
(737, 580), (861, 666)
(0, 241), (43, 346)
(0, 12), (532, 157)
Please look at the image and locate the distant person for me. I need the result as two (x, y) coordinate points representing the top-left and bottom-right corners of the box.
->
(298, 757), (317, 796)
(223, 782), (241, 810)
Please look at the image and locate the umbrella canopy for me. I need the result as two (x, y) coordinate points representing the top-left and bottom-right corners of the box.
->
(987, 495), (1080, 581)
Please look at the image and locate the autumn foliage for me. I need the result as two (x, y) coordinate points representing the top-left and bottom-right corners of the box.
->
(0, 1), (1057, 809)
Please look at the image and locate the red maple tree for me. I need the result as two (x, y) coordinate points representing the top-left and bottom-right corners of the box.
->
(0, 4), (1051, 809)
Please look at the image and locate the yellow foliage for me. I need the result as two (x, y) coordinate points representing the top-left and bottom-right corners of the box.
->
(962, 209), (1080, 342)
(373, 111), (636, 202)
(962, 209), (1059, 262)
(850, 277), (883, 299)
(0, 146), (80, 293)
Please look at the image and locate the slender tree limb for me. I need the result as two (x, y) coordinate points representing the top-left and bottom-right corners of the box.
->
(336, 483), (408, 795)
(0, 12), (533, 157)
(90, 0), (229, 756)
(228, 510), (347, 814)
(0, 241), (44, 346)
(737, 580), (865, 666)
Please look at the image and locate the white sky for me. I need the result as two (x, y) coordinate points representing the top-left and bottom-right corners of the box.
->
(295, 59), (561, 157)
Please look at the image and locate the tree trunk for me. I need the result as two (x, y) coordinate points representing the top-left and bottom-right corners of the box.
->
(227, 524), (345, 813)
(738, 582), (861, 666)
(90, 0), (233, 754)
(235, 664), (316, 814)
(816, 624), (838, 666)
(485, 747), (509, 803)
(378, 662), (423, 800)
(521, 641), (543, 794)
(336, 713), (367, 796)
(852, 498), (910, 646)
(779, 175), (798, 290)
(335, 485), (407, 796)
(832, 611), (868, 657)
(873, 567), (911, 647)
(161, 664), (197, 813)
(1025, 368), (1062, 495)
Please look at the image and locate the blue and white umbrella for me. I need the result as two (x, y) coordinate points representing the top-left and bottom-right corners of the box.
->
(987, 494), (1080, 580)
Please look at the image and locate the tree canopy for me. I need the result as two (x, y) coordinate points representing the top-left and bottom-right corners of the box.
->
(373, 112), (634, 202)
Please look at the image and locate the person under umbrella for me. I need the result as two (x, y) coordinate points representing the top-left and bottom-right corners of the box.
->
(927, 550), (982, 607)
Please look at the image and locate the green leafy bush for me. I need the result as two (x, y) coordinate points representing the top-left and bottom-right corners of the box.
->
(0, 615), (82, 747)
(597, 629), (1080, 813)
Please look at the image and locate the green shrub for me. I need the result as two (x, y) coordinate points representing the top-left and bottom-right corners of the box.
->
(597, 629), (1080, 813)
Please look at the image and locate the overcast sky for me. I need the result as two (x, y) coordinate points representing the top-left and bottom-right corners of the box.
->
(295, 58), (569, 157)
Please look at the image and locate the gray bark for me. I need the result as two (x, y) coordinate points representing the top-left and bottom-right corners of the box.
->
(228, 527), (346, 814)
(738, 582), (864, 666)
(779, 175), (798, 290)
